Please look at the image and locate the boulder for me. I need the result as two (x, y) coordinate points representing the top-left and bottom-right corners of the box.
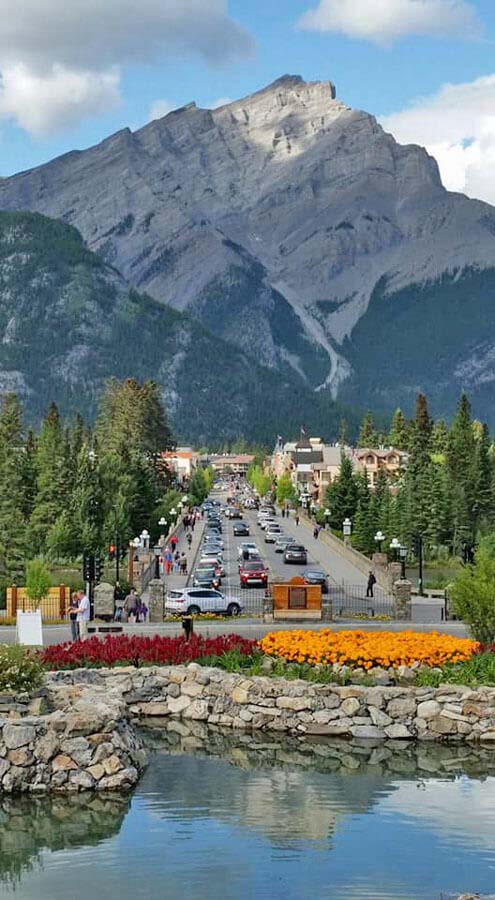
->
(3, 724), (36, 749)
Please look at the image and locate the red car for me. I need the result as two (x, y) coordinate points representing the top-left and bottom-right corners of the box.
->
(240, 559), (269, 589)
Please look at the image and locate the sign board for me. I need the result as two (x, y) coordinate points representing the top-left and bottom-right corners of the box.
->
(343, 523), (352, 536)
(16, 610), (43, 646)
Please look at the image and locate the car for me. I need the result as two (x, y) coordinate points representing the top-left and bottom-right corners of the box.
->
(237, 542), (259, 560)
(199, 556), (225, 576)
(284, 543), (308, 564)
(203, 535), (224, 549)
(233, 521), (250, 536)
(192, 565), (221, 589)
(265, 526), (283, 543)
(239, 559), (269, 588)
(165, 587), (241, 617)
(205, 522), (222, 534)
(275, 536), (293, 553)
(303, 569), (329, 594)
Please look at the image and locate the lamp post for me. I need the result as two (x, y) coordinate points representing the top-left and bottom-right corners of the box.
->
(343, 517), (352, 545)
(399, 544), (407, 579)
(170, 507), (177, 525)
(324, 507), (330, 528)
(374, 530), (385, 553)
(158, 516), (167, 537)
(153, 546), (161, 579)
(140, 529), (150, 551)
(389, 537), (401, 561)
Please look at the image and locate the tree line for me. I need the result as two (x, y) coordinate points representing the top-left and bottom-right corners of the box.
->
(327, 393), (493, 560)
(0, 378), (187, 593)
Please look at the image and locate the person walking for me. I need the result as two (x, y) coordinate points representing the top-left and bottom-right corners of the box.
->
(180, 553), (188, 575)
(69, 591), (79, 642)
(76, 589), (90, 640)
(313, 525), (320, 540)
(186, 532), (192, 549)
(123, 588), (138, 623)
(295, 512), (300, 526)
(366, 571), (377, 599)
(164, 547), (173, 575)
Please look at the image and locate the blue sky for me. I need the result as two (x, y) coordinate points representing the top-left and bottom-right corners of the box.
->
(1, 0), (495, 201)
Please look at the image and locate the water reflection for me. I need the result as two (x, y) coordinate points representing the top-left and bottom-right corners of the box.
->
(0, 727), (495, 899)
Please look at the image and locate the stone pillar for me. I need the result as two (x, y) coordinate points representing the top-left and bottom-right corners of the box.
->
(262, 594), (274, 623)
(372, 552), (388, 587)
(393, 579), (412, 621)
(388, 562), (402, 593)
(321, 597), (333, 622)
(148, 579), (164, 623)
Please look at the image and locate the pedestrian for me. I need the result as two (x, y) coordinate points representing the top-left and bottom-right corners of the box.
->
(191, 516), (195, 532)
(186, 532), (192, 549)
(313, 525), (320, 540)
(281, 507), (285, 519)
(366, 571), (376, 599)
(181, 613), (194, 641)
(69, 591), (79, 642)
(123, 588), (138, 623)
(180, 553), (188, 575)
(76, 589), (90, 640)
(136, 597), (148, 623)
(164, 547), (172, 575)
(170, 534), (178, 553)
(173, 551), (180, 573)
(295, 513), (300, 526)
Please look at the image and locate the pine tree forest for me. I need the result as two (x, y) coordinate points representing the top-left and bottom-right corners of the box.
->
(326, 393), (495, 563)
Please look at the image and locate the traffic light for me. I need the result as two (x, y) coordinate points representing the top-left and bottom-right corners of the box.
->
(95, 556), (104, 583)
(108, 544), (116, 561)
(83, 552), (95, 582)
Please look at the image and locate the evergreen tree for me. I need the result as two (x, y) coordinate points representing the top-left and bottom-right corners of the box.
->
(338, 418), (348, 447)
(388, 408), (409, 450)
(0, 394), (29, 584)
(325, 452), (359, 529)
(357, 411), (378, 448)
(30, 404), (69, 554)
(447, 393), (477, 550)
(352, 470), (375, 554)
(431, 419), (449, 456)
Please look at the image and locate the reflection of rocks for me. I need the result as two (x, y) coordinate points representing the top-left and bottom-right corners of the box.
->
(0, 793), (129, 886)
(140, 722), (495, 844)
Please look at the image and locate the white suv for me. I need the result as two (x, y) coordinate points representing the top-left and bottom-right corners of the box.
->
(165, 588), (242, 617)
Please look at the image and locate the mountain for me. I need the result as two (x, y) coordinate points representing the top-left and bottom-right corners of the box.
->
(0, 210), (352, 443)
(1, 75), (495, 421)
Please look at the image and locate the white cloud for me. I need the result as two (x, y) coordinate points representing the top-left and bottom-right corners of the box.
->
(149, 99), (176, 121)
(297, 0), (481, 44)
(0, 0), (253, 136)
(0, 64), (121, 137)
(381, 74), (495, 204)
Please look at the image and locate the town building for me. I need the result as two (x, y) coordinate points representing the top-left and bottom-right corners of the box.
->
(161, 447), (198, 485)
(208, 454), (255, 477)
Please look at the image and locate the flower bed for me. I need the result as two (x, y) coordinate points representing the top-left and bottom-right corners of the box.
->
(259, 629), (479, 670)
(41, 634), (256, 670)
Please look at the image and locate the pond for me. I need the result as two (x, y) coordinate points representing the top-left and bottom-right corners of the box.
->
(1, 726), (495, 899)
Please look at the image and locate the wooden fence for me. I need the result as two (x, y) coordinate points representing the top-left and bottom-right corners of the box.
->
(6, 586), (68, 620)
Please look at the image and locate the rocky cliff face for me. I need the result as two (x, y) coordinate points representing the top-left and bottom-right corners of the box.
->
(1, 75), (495, 418)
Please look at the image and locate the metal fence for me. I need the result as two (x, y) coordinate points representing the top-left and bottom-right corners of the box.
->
(329, 582), (395, 619)
(222, 588), (266, 615)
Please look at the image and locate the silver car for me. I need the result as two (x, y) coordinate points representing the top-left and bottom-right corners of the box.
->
(165, 588), (241, 616)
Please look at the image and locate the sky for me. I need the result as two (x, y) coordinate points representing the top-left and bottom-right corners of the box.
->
(1, 0), (495, 203)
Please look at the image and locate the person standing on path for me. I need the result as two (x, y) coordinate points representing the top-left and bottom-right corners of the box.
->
(295, 513), (300, 526)
(366, 571), (376, 598)
(76, 589), (90, 640)
(180, 553), (188, 575)
(69, 591), (79, 642)
(313, 525), (320, 540)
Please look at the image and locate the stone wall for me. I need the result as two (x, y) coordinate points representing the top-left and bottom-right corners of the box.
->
(49, 665), (495, 744)
(3, 664), (495, 794)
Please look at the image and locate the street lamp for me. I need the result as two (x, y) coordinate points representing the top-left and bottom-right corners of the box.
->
(389, 537), (401, 561)
(399, 544), (408, 579)
(170, 507), (177, 522)
(140, 529), (150, 550)
(343, 517), (352, 545)
(158, 516), (167, 533)
(324, 508), (331, 528)
(374, 530), (385, 553)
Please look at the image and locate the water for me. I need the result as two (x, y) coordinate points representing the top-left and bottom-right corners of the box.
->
(1, 727), (495, 899)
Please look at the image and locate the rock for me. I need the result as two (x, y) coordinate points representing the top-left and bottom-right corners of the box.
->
(417, 700), (441, 720)
(384, 724), (412, 739)
(93, 742), (115, 763)
(183, 700), (209, 721)
(33, 732), (59, 762)
(136, 702), (170, 717)
(181, 681), (204, 698)
(350, 725), (385, 739)
(167, 683), (181, 698)
(7, 748), (33, 767)
(102, 754), (123, 775)
(3, 724), (36, 749)
(87, 763), (105, 781)
(341, 698), (360, 716)
(429, 715), (457, 735)
(396, 666), (415, 682)
(387, 698), (417, 718)
(52, 754), (78, 772)
(69, 770), (95, 790)
(0, 758), (10, 780)
(167, 696), (191, 715)
(369, 707), (393, 727)
(231, 687), (250, 705)
(98, 767), (138, 790)
(276, 697), (311, 711)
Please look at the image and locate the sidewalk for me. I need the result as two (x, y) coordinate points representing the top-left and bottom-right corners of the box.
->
(158, 517), (205, 596)
(279, 510), (369, 587)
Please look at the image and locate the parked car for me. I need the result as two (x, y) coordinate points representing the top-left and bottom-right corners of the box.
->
(239, 559), (269, 588)
(192, 565), (221, 589)
(199, 555), (225, 577)
(237, 542), (259, 559)
(165, 587), (241, 617)
(233, 521), (250, 536)
(275, 536), (293, 554)
(284, 544), (308, 564)
(303, 569), (329, 594)
(203, 535), (224, 549)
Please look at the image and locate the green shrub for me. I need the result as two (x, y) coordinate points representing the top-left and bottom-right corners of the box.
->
(0, 644), (44, 693)
(449, 539), (495, 642)
(25, 559), (51, 607)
